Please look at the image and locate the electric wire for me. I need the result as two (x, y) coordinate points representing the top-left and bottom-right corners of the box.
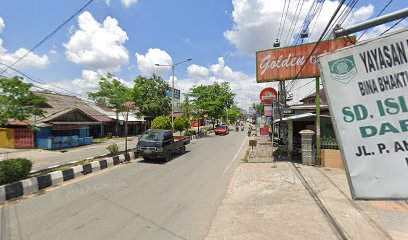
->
(287, 0), (308, 46)
(277, 0), (289, 42)
(290, 0), (347, 89)
(0, 0), (95, 74)
(357, 0), (393, 41)
(379, 17), (406, 36)
(279, 0), (292, 41)
(284, 0), (304, 46)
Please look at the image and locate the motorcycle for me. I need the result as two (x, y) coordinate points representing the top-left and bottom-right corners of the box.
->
(240, 126), (244, 131)
(235, 126), (239, 131)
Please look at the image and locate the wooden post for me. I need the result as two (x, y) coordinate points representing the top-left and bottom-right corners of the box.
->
(315, 77), (321, 165)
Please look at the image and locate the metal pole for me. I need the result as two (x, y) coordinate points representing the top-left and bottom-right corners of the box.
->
(171, 65), (175, 132)
(315, 77), (321, 165)
(334, 7), (408, 38)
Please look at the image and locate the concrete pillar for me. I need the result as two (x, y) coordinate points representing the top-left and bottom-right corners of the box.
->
(288, 121), (293, 152)
(299, 130), (315, 166)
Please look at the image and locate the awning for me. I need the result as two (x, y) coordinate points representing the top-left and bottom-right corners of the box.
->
(274, 113), (331, 123)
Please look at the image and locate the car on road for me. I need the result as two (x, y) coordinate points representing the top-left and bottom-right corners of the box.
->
(215, 125), (229, 135)
(136, 129), (190, 162)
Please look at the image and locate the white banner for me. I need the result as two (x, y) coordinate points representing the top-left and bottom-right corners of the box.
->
(318, 29), (408, 199)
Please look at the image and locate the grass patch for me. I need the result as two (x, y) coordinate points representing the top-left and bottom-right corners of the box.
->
(94, 137), (109, 143)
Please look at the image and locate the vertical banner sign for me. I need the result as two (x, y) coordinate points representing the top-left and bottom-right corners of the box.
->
(318, 29), (408, 199)
(264, 105), (273, 117)
(257, 37), (355, 82)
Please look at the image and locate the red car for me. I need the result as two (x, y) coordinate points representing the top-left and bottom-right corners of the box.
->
(215, 125), (229, 135)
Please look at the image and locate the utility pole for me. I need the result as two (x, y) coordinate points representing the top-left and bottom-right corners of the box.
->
(315, 77), (321, 165)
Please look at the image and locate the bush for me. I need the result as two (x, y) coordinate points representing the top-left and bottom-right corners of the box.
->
(151, 116), (172, 130)
(107, 143), (119, 156)
(0, 158), (32, 185)
(184, 130), (197, 136)
(174, 116), (190, 134)
(273, 146), (288, 157)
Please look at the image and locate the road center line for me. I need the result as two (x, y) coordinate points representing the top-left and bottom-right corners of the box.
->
(223, 136), (248, 176)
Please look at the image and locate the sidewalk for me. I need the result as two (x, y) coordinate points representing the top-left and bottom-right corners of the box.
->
(0, 137), (137, 171)
(206, 151), (408, 239)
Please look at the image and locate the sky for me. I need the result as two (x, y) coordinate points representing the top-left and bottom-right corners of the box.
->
(0, 0), (407, 111)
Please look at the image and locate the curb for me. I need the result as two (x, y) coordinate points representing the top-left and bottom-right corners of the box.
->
(0, 151), (137, 204)
(189, 131), (208, 141)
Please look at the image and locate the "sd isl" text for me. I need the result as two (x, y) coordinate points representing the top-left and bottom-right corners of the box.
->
(342, 95), (408, 138)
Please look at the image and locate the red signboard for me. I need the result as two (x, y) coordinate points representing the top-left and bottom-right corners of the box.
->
(259, 87), (278, 104)
(264, 105), (273, 117)
(256, 37), (355, 82)
(260, 125), (270, 136)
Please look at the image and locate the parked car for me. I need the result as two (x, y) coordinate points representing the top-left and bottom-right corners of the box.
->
(136, 129), (190, 162)
(215, 125), (229, 135)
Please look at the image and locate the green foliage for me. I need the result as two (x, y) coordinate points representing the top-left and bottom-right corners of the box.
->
(0, 158), (32, 185)
(0, 76), (47, 126)
(107, 143), (119, 156)
(88, 73), (133, 112)
(188, 82), (235, 123)
(273, 146), (288, 157)
(133, 75), (171, 118)
(151, 116), (172, 130)
(224, 106), (243, 124)
(252, 102), (264, 115)
(174, 116), (190, 134)
(184, 130), (197, 136)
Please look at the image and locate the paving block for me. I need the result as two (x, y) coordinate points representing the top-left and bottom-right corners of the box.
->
(50, 171), (63, 186)
(0, 185), (5, 203)
(91, 161), (100, 171)
(72, 165), (84, 178)
(106, 157), (114, 167)
(22, 177), (39, 195)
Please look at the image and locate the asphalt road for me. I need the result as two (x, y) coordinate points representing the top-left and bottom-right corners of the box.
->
(1, 128), (248, 240)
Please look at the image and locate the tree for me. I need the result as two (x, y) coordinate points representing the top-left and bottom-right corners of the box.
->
(189, 82), (235, 128)
(133, 75), (171, 119)
(174, 116), (190, 135)
(88, 73), (132, 137)
(180, 94), (192, 117)
(252, 102), (264, 116)
(224, 106), (243, 124)
(0, 76), (47, 126)
(151, 116), (172, 130)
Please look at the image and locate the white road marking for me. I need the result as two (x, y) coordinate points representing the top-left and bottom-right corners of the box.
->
(223, 136), (248, 176)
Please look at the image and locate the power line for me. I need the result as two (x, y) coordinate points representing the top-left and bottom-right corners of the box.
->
(279, 0), (292, 41)
(0, 62), (81, 97)
(277, 0), (288, 42)
(0, 0), (95, 74)
(292, 0), (347, 83)
(357, 0), (393, 41)
(285, 0), (306, 46)
(292, 79), (315, 91)
(380, 17), (406, 36)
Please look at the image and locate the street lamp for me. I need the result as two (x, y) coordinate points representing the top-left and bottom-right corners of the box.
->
(155, 58), (192, 131)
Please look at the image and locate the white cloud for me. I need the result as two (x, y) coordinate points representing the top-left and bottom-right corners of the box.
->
(64, 11), (129, 71)
(224, 0), (375, 55)
(136, 48), (172, 76)
(105, 0), (112, 6)
(43, 69), (133, 96)
(0, 18), (49, 70)
(0, 17), (4, 33)
(187, 64), (209, 80)
(175, 57), (268, 111)
(121, 0), (138, 8)
(359, 19), (408, 40)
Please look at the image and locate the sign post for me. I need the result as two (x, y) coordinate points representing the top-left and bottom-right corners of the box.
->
(260, 88), (278, 141)
(318, 29), (408, 199)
